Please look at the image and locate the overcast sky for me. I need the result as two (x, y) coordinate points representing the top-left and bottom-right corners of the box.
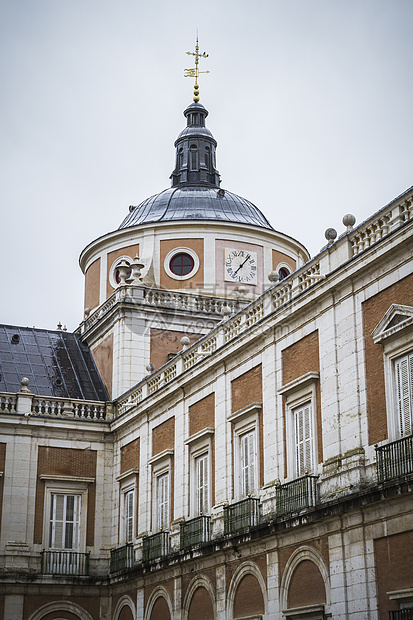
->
(1, 0), (412, 331)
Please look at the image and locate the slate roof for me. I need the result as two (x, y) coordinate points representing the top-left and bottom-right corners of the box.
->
(119, 186), (274, 230)
(0, 325), (108, 401)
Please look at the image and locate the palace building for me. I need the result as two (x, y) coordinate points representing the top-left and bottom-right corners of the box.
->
(0, 49), (412, 620)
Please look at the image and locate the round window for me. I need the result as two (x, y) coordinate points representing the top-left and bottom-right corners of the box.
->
(169, 253), (195, 276)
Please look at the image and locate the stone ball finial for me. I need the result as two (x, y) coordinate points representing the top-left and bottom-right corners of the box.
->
(238, 286), (247, 296)
(221, 304), (232, 316)
(343, 213), (356, 231)
(146, 363), (155, 373)
(325, 228), (338, 243)
(84, 308), (90, 318)
(180, 336), (191, 348)
(20, 377), (31, 393)
(268, 270), (279, 283)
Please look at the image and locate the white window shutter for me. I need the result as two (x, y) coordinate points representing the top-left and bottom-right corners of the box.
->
(395, 353), (413, 436)
(196, 454), (209, 514)
(294, 403), (314, 476)
(157, 473), (169, 531)
(241, 430), (256, 497)
(49, 494), (81, 550)
(124, 490), (134, 543)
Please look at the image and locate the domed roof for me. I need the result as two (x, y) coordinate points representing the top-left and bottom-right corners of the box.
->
(118, 100), (274, 232)
(119, 186), (274, 230)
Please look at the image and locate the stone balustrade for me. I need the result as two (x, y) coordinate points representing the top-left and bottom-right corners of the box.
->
(112, 189), (412, 416)
(0, 389), (110, 422)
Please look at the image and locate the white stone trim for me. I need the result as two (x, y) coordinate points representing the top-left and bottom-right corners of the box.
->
(182, 574), (216, 620)
(278, 372), (320, 396)
(39, 474), (95, 483)
(28, 601), (94, 620)
(164, 247), (200, 281)
(372, 304), (413, 344)
(144, 585), (173, 620)
(227, 402), (262, 424)
(113, 594), (136, 620)
(148, 449), (174, 466)
(227, 560), (268, 619)
(116, 467), (139, 482)
(184, 427), (215, 446)
(279, 546), (330, 615)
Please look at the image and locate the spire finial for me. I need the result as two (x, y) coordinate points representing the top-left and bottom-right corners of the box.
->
(184, 34), (209, 102)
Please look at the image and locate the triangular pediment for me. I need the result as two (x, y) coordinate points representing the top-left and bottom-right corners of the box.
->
(372, 304), (413, 343)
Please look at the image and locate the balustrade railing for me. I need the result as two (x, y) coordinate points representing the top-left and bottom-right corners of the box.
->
(31, 397), (107, 421)
(0, 393), (17, 413)
(180, 515), (211, 549)
(142, 531), (169, 562)
(275, 475), (318, 517)
(224, 497), (260, 535)
(389, 610), (413, 619)
(110, 543), (134, 573)
(375, 435), (413, 483)
(41, 550), (89, 576)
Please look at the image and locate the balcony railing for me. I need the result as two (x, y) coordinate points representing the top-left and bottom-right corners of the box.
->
(389, 610), (413, 619)
(41, 550), (89, 576)
(110, 543), (134, 573)
(180, 515), (211, 549)
(275, 474), (318, 517)
(224, 497), (260, 535)
(376, 435), (413, 483)
(142, 531), (169, 562)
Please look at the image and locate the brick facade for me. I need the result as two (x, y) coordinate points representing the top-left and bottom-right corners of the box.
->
(150, 328), (203, 370)
(84, 257), (101, 311)
(362, 273), (413, 444)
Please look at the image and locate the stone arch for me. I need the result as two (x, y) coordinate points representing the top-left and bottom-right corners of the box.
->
(183, 575), (216, 620)
(113, 595), (135, 620)
(280, 545), (330, 614)
(145, 585), (173, 620)
(28, 601), (94, 620)
(227, 561), (267, 619)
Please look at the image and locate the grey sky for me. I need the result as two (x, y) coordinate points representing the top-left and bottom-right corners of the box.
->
(1, 0), (412, 331)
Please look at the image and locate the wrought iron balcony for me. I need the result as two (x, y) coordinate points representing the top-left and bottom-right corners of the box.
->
(389, 609), (413, 619)
(142, 531), (169, 562)
(180, 515), (211, 549)
(376, 435), (413, 483)
(41, 550), (89, 576)
(224, 497), (260, 535)
(110, 543), (134, 573)
(275, 474), (318, 517)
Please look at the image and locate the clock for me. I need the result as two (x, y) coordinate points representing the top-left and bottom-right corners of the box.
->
(224, 249), (258, 284)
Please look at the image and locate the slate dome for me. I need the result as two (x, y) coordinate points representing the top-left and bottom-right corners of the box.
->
(118, 101), (274, 232)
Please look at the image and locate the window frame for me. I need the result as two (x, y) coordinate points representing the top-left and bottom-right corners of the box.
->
(278, 372), (319, 479)
(163, 247), (200, 281)
(185, 427), (214, 517)
(228, 403), (262, 500)
(41, 476), (91, 553)
(372, 304), (413, 441)
(148, 449), (174, 532)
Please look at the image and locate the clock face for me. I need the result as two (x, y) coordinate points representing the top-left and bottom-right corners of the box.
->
(224, 249), (258, 284)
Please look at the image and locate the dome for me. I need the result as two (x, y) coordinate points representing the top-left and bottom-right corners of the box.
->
(118, 100), (274, 232)
(118, 186), (274, 230)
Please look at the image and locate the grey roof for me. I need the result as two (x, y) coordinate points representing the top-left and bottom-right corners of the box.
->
(119, 186), (274, 230)
(0, 325), (108, 401)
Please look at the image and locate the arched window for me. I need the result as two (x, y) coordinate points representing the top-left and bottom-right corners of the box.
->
(278, 266), (290, 281)
(190, 145), (198, 171)
(205, 146), (210, 171)
(178, 148), (184, 169)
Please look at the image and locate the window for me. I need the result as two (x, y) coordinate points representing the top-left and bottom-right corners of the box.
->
(228, 402), (262, 500)
(157, 472), (169, 530)
(49, 493), (81, 550)
(164, 247), (200, 281)
(394, 352), (413, 437)
(169, 253), (194, 276)
(372, 304), (413, 440)
(185, 427), (214, 517)
(204, 146), (210, 170)
(293, 402), (314, 476)
(124, 489), (134, 543)
(240, 430), (256, 496)
(178, 147), (184, 169)
(190, 145), (198, 170)
(278, 372), (319, 479)
(195, 453), (209, 514)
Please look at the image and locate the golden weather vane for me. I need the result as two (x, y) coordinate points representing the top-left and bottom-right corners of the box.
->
(184, 35), (210, 102)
